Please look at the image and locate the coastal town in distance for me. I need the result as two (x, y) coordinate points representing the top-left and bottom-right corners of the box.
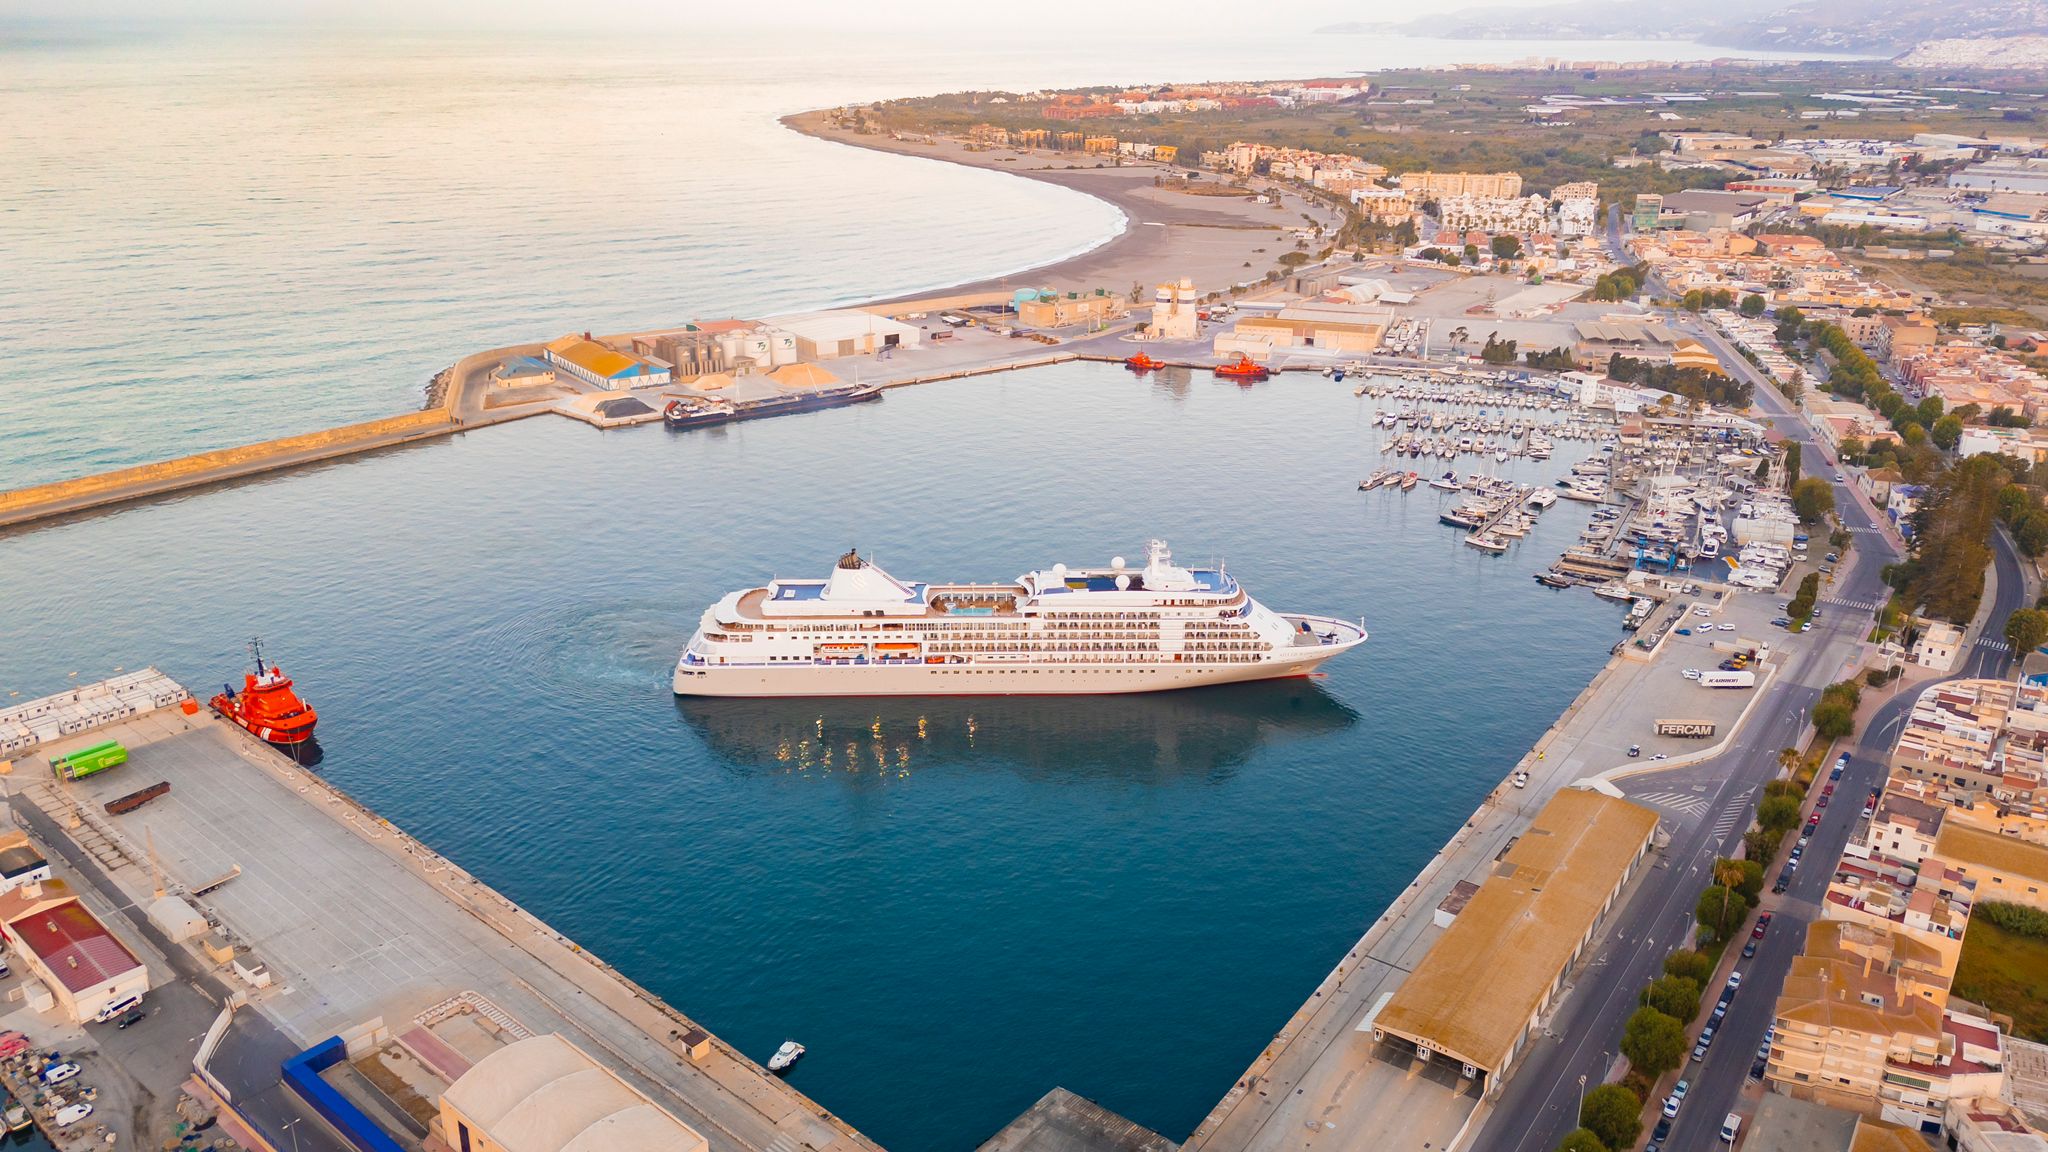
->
(12, 7), (2048, 1152)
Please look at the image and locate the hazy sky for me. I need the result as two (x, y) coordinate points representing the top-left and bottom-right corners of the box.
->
(15, 0), (1566, 33)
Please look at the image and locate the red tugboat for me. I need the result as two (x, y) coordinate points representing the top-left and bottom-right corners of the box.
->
(210, 639), (318, 748)
(1213, 353), (1270, 382)
(1124, 352), (1165, 372)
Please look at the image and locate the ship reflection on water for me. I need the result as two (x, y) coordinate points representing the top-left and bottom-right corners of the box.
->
(673, 679), (1358, 785)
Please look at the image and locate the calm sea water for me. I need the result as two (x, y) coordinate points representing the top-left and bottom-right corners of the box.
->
(0, 27), (1824, 488)
(0, 364), (1617, 1149)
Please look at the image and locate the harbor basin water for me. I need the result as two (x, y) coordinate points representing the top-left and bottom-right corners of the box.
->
(0, 362), (1618, 1150)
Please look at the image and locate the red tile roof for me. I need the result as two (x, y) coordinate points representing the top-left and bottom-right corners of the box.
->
(8, 898), (141, 993)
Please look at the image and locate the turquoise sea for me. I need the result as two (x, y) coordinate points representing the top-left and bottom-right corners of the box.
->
(1, 26), (1826, 1151)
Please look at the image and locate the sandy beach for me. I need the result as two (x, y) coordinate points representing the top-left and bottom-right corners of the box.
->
(783, 111), (1345, 306)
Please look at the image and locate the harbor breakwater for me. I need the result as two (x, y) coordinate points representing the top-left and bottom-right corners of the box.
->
(0, 409), (458, 530)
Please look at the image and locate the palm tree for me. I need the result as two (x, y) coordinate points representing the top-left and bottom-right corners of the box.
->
(1776, 747), (1801, 779)
(1713, 858), (1748, 941)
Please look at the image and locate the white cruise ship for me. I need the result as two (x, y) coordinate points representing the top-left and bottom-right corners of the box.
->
(673, 540), (1367, 697)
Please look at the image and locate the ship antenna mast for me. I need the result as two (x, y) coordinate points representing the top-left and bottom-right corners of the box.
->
(248, 636), (265, 672)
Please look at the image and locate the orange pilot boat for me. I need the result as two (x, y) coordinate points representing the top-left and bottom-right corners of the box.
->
(1124, 352), (1165, 372)
(1213, 353), (1270, 382)
(210, 639), (318, 747)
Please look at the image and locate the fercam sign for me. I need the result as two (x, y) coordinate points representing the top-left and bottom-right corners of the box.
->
(1654, 719), (1716, 738)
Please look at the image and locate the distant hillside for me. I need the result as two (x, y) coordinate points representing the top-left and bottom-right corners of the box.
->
(1319, 0), (2048, 57)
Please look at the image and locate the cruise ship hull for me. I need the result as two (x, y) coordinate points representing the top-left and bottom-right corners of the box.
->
(675, 615), (1364, 697)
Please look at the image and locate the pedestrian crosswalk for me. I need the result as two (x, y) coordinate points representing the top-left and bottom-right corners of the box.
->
(1632, 790), (1713, 819)
(767, 1134), (798, 1152)
(1711, 802), (1746, 840)
(1979, 639), (2011, 653)
(1819, 595), (1880, 612)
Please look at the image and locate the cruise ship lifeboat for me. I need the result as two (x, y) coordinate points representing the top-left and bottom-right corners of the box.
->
(1213, 354), (1269, 382)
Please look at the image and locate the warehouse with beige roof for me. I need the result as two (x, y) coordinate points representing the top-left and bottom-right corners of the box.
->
(1370, 789), (1659, 1096)
(438, 1032), (710, 1152)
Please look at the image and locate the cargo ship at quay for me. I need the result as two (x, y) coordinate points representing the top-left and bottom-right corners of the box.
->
(673, 540), (1367, 696)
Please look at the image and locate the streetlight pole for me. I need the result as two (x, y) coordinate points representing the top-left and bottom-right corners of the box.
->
(284, 1119), (303, 1152)
(1577, 1072), (1587, 1121)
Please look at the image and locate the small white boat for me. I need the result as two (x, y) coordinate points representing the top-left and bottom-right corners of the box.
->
(768, 1040), (805, 1073)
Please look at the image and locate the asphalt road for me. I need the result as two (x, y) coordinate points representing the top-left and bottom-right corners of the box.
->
(11, 799), (348, 1152)
(1474, 350), (1919, 1152)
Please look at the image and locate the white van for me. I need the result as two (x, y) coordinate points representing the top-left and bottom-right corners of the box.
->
(1720, 1112), (1742, 1143)
(93, 993), (142, 1024)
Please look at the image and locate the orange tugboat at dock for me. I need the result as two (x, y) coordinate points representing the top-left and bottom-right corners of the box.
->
(210, 639), (318, 747)
(1124, 352), (1165, 372)
(1213, 353), (1269, 382)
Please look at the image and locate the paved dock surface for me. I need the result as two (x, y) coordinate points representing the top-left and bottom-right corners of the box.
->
(19, 709), (882, 1152)
(1179, 575), (1865, 1152)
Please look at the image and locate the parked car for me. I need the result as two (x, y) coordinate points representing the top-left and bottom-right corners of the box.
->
(1628, 745), (1641, 757)
(1817, 795), (1830, 809)
(1772, 617), (1792, 627)
(1653, 1117), (1673, 1142)
(1742, 937), (1758, 958)
(1677, 627), (1692, 636)
(1774, 869), (1793, 894)
(1753, 913), (1773, 938)
(1822, 783), (1836, 796)
(115, 1008), (146, 1029)
(1718, 623), (1736, 631)
(1834, 473), (1846, 482)
(1728, 971), (1744, 990)
(1683, 668), (1703, 680)
(1512, 771), (1529, 789)
(38, 1062), (79, 1086)
(1671, 1079), (1690, 1105)
(1825, 553), (1839, 563)
(1749, 1055), (1768, 1080)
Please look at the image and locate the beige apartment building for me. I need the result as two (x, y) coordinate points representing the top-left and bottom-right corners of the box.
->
(1931, 824), (2048, 913)
(1767, 921), (2004, 1133)
(1771, 920), (1948, 1113)
(1397, 171), (1524, 199)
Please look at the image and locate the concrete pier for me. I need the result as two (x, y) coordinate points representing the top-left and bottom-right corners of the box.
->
(10, 675), (884, 1152)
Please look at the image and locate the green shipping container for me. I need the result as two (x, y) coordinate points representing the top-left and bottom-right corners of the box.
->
(51, 740), (127, 781)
